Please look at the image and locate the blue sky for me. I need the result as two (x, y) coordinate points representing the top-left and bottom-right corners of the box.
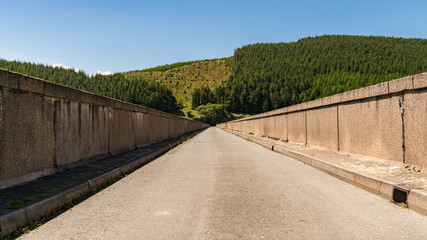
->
(1, 0), (426, 75)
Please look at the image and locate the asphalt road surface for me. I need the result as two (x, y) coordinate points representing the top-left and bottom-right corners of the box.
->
(20, 127), (427, 240)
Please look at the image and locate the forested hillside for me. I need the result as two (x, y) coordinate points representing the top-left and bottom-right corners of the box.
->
(225, 35), (427, 114)
(0, 60), (179, 113)
(124, 58), (232, 108)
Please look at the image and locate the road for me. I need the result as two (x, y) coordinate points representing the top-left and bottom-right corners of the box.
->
(20, 127), (427, 240)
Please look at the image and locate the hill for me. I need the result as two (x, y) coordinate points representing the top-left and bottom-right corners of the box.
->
(124, 58), (232, 108)
(225, 35), (427, 114)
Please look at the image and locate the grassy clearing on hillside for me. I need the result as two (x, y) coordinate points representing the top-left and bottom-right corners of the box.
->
(124, 58), (232, 108)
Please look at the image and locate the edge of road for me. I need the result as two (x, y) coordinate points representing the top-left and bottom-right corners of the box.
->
(0, 129), (206, 239)
(221, 128), (427, 217)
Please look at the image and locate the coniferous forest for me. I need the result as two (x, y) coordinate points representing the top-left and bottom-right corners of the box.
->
(2, 35), (427, 122)
(224, 35), (427, 114)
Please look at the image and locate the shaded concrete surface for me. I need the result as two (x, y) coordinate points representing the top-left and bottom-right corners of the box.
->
(19, 127), (427, 240)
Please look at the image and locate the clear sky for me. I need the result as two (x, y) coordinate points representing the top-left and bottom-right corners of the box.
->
(1, 0), (426, 75)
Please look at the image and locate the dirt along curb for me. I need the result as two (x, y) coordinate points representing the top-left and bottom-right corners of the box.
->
(0, 129), (205, 239)
(224, 129), (427, 217)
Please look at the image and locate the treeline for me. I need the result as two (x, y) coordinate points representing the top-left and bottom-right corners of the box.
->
(0, 60), (179, 113)
(224, 35), (427, 114)
(128, 57), (233, 73)
(191, 85), (226, 109)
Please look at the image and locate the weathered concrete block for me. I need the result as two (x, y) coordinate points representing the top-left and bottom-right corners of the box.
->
(18, 75), (45, 94)
(353, 87), (370, 100)
(274, 115), (287, 141)
(355, 173), (381, 194)
(413, 72), (427, 89)
(264, 117), (276, 138)
(134, 112), (151, 147)
(287, 111), (306, 144)
(120, 101), (134, 112)
(330, 94), (341, 104)
(0, 209), (28, 238)
(389, 76), (413, 93)
(112, 100), (122, 109)
(108, 108), (136, 154)
(408, 189), (427, 216)
(404, 91), (427, 169)
(306, 106), (338, 150)
(338, 97), (403, 162)
(321, 96), (331, 106)
(63, 182), (90, 203)
(82, 90), (97, 104)
(301, 102), (309, 110)
(259, 118), (266, 136)
(341, 90), (354, 102)
(335, 168), (356, 183)
(44, 81), (64, 98)
(168, 118), (179, 138)
(151, 115), (169, 143)
(0, 69), (20, 89)
(54, 101), (109, 166)
(369, 82), (389, 97)
(63, 87), (84, 103)
(379, 181), (395, 200)
(310, 159), (337, 175)
(25, 194), (66, 222)
(95, 95), (108, 106)
(245, 120), (253, 134)
(0, 89), (55, 182)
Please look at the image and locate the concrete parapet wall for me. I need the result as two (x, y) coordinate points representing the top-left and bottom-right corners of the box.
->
(0, 69), (208, 188)
(338, 97), (403, 161)
(287, 111), (306, 144)
(218, 72), (427, 169)
(306, 106), (338, 150)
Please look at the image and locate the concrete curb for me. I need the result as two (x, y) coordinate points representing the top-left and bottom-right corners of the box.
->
(226, 129), (427, 216)
(0, 130), (203, 239)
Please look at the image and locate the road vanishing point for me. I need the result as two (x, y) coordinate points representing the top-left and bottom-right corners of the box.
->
(19, 128), (427, 240)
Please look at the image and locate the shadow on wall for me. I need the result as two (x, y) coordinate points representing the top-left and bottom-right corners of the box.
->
(0, 69), (209, 188)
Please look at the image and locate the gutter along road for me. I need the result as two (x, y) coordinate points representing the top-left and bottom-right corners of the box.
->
(20, 127), (427, 239)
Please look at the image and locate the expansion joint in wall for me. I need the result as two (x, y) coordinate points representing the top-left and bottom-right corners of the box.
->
(336, 105), (340, 151)
(0, 87), (3, 123)
(304, 111), (308, 145)
(398, 95), (406, 163)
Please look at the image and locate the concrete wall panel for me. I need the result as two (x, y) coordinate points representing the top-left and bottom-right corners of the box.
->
(287, 111), (306, 144)
(254, 119), (261, 135)
(274, 115), (287, 141)
(54, 101), (108, 166)
(0, 89), (54, 182)
(108, 108), (136, 155)
(265, 117), (276, 138)
(339, 97), (402, 162)
(259, 118), (266, 136)
(134, 112), (151, 147)
(306, 106), (338, 150)
(151, 115), (169, 143)
(404, 91), (427, 168)
(248, 120), (255, 134)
